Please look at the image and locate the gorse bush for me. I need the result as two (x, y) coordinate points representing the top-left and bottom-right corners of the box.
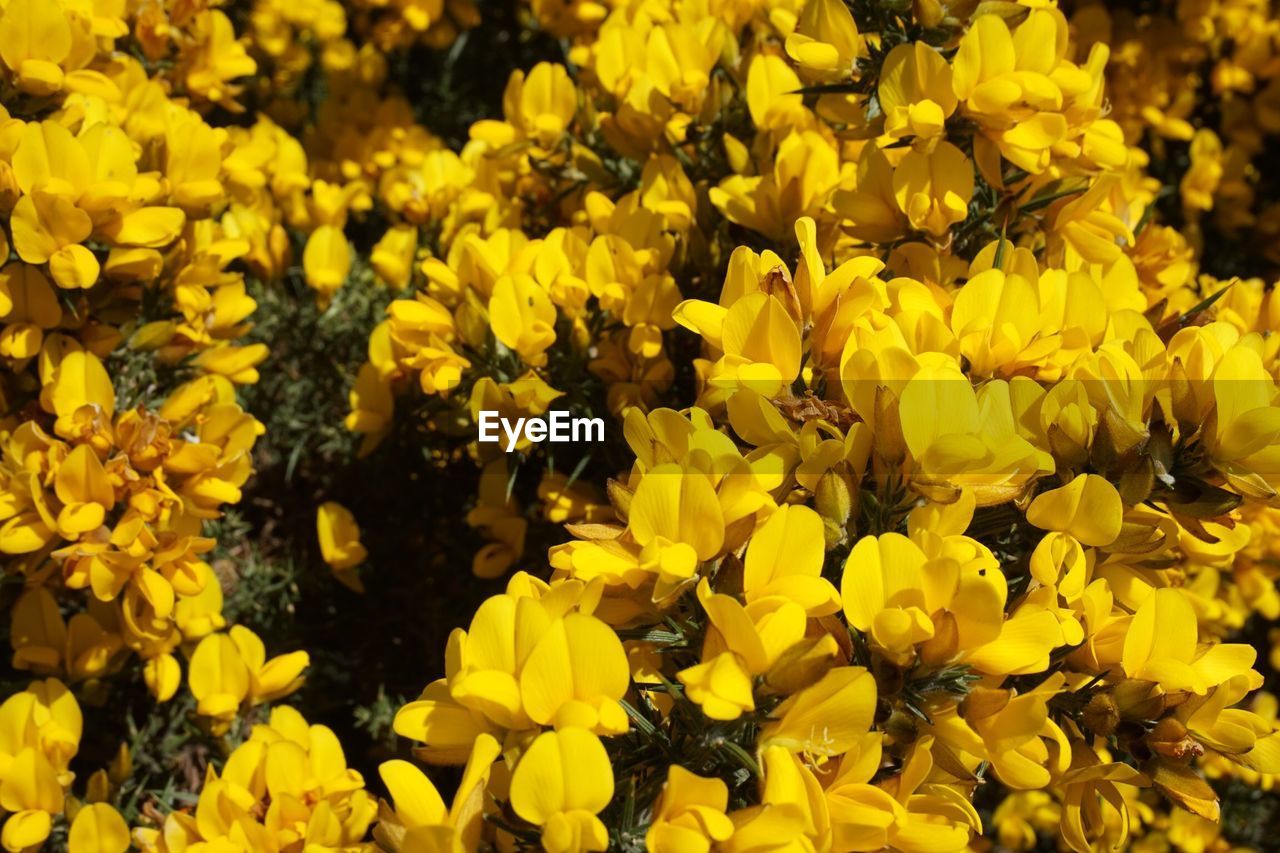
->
(1, 0), (1279, 851)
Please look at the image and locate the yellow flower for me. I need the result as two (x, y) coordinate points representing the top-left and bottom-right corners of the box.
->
(376, 734), (500, 851)
(842, 533), (937, 659)
(135, 706), (376, 851)
(0, 745), (63, 852)
(892, 141), (973, 238)
(833, 145), (910, 242)
(509, 62), (578, 149)
(829, 735), (979, 852)
(784, 0), (861, 81)
(889, 363), (1052, 506)
(745, 54), (807, 132)
(698, 290), (804, 399)
(724, 746), (830, 851)
(394, 576), (629, 755)
(878, 42), (956, 141)
(383, 293), (471, 396)
(67, 803), (130, 853)
(182, 10), (257, 106)
(949, 267), (1057, 377)
(510, 727), (614, 853)
(1122, 588), (1260, 695)
(15, 0), (1275, 848)
(646, 766), (734, 853)
(759, 666), (877, 760)
(188, 628), (309, 731)
(372, 224), (420, 289)
(489, 273), (558, 366)
(742, 504), (841, 615)
(0, 679), (81, 852)
(950, 10), (1084, 175)
(679, 649), (757, 721)
(143, 654), (182, 704)
(0, 0), (78, 95)
(1182, 129), (1223, 212)
(346, 362), (395, 455)
(1025, 474), (1123, 547)
(303, 224), (352, 302)
(519, 611), (631, 733)
(629, 463), (726, 598)
(711, 131), (841, 241)
(45, 350), (115, 441)
(1208, 345), (1280, 497)
(10, 190), (97, 289)
(317, 501), (368, 587)
(1057, 742), (1146, 853)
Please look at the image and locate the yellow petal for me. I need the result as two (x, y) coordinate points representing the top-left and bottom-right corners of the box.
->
(520, 612), (629, 732)
(1122, 588), (1197, 679)
(759, 666), (877, 758)
(317, 501), (367, 571)
(379, 759), (448, 828)
(1026, 474), (1122, 546)
(68, 803), (130, 853)
(510, 727), (614, 824)
(98, 207), (187, 248)
(49, 351), (115, 420)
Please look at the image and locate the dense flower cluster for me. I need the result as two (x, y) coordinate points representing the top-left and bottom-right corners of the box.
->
(370, 1), (1280, 851)
(332, 0), (1162, 578)
(1, 0), (1279, 851)
(1073, 0), (1280, 272)
(132, 705), (376, 851)
(0, 0), (310, 847)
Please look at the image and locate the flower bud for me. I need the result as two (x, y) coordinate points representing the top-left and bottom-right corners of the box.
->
(1081, 692), (1120, 737)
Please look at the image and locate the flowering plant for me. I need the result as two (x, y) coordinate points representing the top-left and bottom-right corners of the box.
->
(1, 0), (1279, 851)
